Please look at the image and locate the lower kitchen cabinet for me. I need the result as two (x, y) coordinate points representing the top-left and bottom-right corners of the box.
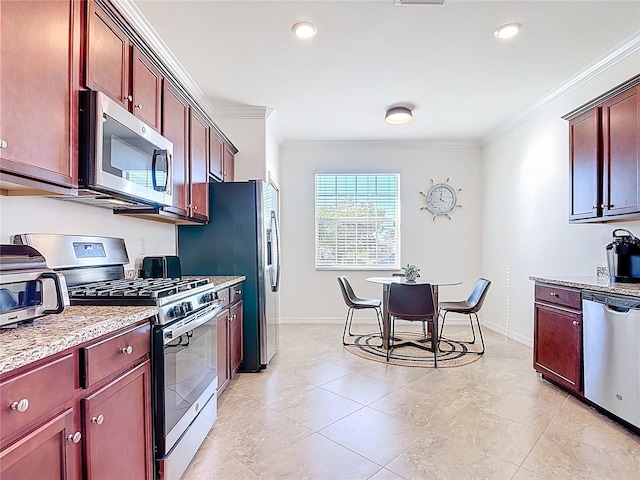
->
(0, 320), (152, 480)
(216, 282), (244, 395)
(533, 283), (583, 395)
(0, 408), (80, 480)
(82, 360), (152, 480)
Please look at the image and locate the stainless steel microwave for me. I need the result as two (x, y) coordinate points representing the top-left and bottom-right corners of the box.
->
(78, 90), (173, 208)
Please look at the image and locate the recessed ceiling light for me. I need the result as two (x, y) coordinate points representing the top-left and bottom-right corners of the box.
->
(385, 107), (413, 125)
(493, 23), (522, 39)
(292, 22), (317, 39)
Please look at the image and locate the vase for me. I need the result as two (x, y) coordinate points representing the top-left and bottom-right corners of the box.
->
(405, 271), (418, 282)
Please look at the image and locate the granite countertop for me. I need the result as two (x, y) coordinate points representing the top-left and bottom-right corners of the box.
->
(0, 305), (158, 375)
(530, 275), (640, 297)
(205, 275), (246, 290)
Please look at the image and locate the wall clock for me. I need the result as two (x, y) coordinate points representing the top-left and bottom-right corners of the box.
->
(420, 178), (462, 220)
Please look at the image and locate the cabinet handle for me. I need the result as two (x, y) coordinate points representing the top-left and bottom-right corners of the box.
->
(120, 345), (133, 355)
(601, 204), (613, 209)
(124, 95), (132, 102)
(67, 431), (82, 444)
(549, 292), (558, 297)
(91, 414), (105, 425)
(10, 399), (29, 413)
(0, 139), (7, 149)
(192, 205), (198, 211)
(135, 104), (143, 110)
(572, 320), (580, 326)
(235, 289), (242, 295)
(591, 205), (597, 209)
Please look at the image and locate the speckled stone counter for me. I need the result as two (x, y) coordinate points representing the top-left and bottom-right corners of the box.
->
(0, 305), (158, 375)
(205, 275), (246, 290)
(530, 276), (640, 297)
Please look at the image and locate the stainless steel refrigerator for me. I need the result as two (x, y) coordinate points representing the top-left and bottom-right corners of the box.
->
(177, 180), (280, 371)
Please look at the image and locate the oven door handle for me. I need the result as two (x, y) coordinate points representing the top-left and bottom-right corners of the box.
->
(163, 303), (223, 344)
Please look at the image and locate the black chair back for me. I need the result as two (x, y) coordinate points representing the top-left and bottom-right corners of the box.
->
(388, 283), (435, 320)
(337, 276), (357, 308)
(467, 278), (491, 312)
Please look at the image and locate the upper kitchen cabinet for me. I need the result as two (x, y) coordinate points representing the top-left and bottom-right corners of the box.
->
(162, 82), (190, 218)
(0, 0), (80, 192)
(565, 74), (640, 223)
(85, 0), (162, 132)
(209, 129), (236, 182)
(189, 110), (210, 222)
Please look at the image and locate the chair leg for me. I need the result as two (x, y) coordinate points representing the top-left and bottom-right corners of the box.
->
(342, 308), (355, 345)
(438, 311), (448, 352)
(468, 313), (477, 344)
(375, 307), (384, 347)
(387, 315), (394, 361)
(474, 312), (485, 355)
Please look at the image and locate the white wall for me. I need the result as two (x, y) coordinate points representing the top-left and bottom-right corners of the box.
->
(482, 56), (640, 346)
(280, 144), (483, 323)
(0, 196), (176, 271)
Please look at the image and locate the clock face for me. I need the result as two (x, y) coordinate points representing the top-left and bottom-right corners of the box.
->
(425, 183), (457, 215)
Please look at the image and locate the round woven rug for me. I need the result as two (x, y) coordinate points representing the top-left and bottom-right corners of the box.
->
(344, 332), (482, 368)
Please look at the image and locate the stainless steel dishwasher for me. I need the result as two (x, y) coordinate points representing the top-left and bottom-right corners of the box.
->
(582, 290), (640, 429)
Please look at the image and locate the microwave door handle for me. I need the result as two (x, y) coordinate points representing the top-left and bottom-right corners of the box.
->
(152, 149), (169, 192)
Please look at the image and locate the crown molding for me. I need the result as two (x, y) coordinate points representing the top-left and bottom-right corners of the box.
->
(281, 139), (481, 150)
(212, 107), (274, 119)
(112, 0), (216, 120)
(481, 31), (640, 148)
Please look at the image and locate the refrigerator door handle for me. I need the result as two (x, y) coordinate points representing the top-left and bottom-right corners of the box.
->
(270, 210), (281, 292)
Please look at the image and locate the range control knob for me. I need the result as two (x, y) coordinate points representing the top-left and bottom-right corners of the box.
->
(202, 292), (215, 303)
(182, 301), (192, 313)
(171, 305), (184, 317)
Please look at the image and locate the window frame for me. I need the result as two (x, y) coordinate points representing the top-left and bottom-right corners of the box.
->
(314, 172), (401, 271)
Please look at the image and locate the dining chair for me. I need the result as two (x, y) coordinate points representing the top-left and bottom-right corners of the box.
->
(387, 282), (437, 366)
(337, 276), (383, 346)
(438, 278), (491, 354)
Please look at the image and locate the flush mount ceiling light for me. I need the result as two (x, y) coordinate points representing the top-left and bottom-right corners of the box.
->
(385, 107), (413, 125)
(493, 23), (522, 39)
(292, 22), (317, 39)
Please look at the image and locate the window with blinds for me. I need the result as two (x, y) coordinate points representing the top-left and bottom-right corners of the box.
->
(315, 173), (400, 270)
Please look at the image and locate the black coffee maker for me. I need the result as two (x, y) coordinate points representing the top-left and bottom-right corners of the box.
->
(606, 228), (640, 282)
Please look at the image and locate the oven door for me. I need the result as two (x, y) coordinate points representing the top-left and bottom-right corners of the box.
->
(152, 303), (222, 455)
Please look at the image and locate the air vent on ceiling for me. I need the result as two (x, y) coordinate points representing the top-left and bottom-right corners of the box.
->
(394, 0), (446, 5)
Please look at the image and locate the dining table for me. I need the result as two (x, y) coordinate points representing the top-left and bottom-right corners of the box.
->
(366, 276), (462, 349)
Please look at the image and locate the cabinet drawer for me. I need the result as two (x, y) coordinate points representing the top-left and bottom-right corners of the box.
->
(216, 288), (230, 309)
(230, 283), (243, 305)
(535, 284), (582, 311)
(0, 354), (75, 441)
(81, 323), (150, 389)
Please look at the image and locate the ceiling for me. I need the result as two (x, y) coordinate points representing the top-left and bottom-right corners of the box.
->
(129, 0), (640, 144)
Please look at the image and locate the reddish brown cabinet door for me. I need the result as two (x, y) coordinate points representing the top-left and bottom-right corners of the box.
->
(0, 0), (79, 189)
(229, 301), (244, 377)
(189, 111), (209, 222)
(569, 108), (600, 221)
(216, 309), (230, 393)
(209, 131), (224, 181)
(162, 83), (190, 217)
(602, 85), (640, 217)
(534, 303), (582, 394)
(82, 361), (153, 480)
(223, 147), (235, 182)
(85, 0), (130, 108)
(0, 409), (80, 480)
(131, 47), (162, 132)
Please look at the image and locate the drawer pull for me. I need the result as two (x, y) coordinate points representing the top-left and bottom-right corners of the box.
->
(120, 345), (133, 355)
(67, 432), (82, 444)
(135, 103), (143, 110)
(235, 289), (242, 295)
(10, 399), (29, 413)
(572, 320), (579, 326)
(91, 414), (104, 425)
(549, 292), (559, 297)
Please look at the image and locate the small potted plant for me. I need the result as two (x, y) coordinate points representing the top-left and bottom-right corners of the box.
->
(402, 264), (420, 282)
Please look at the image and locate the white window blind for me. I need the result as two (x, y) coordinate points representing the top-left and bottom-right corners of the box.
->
(315, 173), (400, 270)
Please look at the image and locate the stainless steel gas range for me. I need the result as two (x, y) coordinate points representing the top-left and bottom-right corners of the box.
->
(13, 233), (221, 480)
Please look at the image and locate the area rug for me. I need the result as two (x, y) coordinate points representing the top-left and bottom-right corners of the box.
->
(344, 332), (482, 368)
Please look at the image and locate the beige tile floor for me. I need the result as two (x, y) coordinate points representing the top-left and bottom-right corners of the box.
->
(183, 323), (640, 480)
